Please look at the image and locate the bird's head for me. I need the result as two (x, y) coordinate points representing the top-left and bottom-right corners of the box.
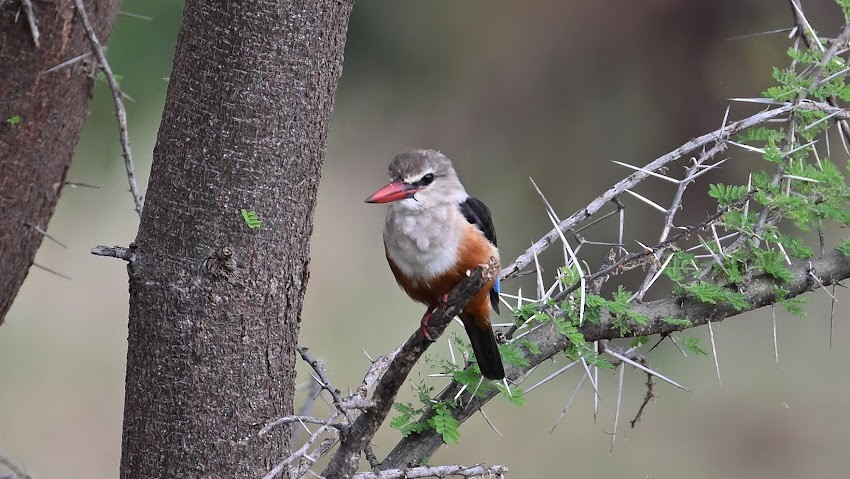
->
(365, 149), (467, 210)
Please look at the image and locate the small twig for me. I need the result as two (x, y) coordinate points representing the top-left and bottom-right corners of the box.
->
(91, 245), (136, 262)
(263, 413), (340, 479)
(73, 0), (144, 216)
(630, 373), (655, 428)
(351, 464), (508, 479)
(19, 0), (40, 47)
(297, 346), (347, 412)
(0, 452), (33, 479)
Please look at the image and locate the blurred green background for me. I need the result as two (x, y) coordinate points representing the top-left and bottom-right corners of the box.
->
(3, 1), (850, 477)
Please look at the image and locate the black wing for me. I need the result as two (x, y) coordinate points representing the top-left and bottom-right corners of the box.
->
(459, 196), (500, 313)
(459, 196), (497, 247)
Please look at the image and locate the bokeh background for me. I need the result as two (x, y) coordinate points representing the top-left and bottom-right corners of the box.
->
(3, 1), (850, 478)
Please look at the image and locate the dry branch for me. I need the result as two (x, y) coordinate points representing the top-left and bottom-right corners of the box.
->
(73, 0), (144, 216)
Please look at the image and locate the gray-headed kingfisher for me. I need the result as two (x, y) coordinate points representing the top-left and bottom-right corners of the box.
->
(365, 149), (505, 380)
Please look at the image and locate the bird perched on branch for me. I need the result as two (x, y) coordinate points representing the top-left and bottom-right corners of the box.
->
(365, 149), (505, 380)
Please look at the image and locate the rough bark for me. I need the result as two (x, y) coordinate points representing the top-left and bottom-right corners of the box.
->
(119, 1), (352, 478)
(0, 0), (120, 324)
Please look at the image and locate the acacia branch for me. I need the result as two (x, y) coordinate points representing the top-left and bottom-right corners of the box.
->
(381, 248), (850, 468)
(500, 101), (796, 279)
(73, 0), (144, 216)
(322, 261), (498, 479)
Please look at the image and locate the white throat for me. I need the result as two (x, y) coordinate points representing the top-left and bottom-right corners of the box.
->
(383, 202), (465, 282)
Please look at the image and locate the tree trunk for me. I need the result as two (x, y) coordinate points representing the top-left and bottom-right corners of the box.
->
(0, 0), (119, 324)
(119, 1), (352, 478)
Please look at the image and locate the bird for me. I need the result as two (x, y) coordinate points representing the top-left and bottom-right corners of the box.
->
(365, 148), (505, 380)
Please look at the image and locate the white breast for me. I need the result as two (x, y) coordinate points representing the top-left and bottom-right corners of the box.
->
(384, 202), (463, 282)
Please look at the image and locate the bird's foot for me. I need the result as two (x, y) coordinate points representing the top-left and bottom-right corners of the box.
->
(420, 308), (437, 342)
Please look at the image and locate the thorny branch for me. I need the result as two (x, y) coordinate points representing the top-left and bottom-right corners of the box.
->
(382, 248), (850, 469)
(73, 0), (144, 217)
(321, 261), (498, 479)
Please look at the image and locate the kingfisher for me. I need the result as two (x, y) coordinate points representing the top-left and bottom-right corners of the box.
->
(365, 149), (505, 380)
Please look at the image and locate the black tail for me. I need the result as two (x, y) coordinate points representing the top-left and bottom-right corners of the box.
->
(463, 320), (505, 380)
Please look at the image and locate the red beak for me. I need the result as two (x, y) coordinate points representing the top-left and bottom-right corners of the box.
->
(365, 179), (417, 203)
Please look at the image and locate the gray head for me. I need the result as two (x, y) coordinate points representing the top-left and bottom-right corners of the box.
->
(365, 149), (467, 211)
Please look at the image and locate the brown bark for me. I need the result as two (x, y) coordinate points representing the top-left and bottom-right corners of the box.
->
(0, 0), (120, 324)
(119, 1), (352, 478)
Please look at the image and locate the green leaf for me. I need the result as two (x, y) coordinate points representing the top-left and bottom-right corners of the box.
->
(498, 384), (526, 405)
(429, 404), (460, 444)
(775, 286), (808, 320)
(709, 183), (749, 206)
(837, 237), (850, 257)
(774, 233), (813, 259)
(240, 208), (262, 229)
(519, 338), (541, 355)
(664, 251), (697, 284)
(499, 343), (529, 369)
(390, 402), (427, 437)
(5, 115), (21, 125)
(682, 281), (748, 311)
(838, 0), (850, 23)
(753, 248), (793, 283)
(662, 317), (692, 327)
(680, 335), (709, 356)
(738, 127), (784, 143)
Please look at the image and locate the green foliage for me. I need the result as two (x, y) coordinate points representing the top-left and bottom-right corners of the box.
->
(752, 247), (793, 283)
(240, 208), (262, 229)
(95, 71), (124, 86)
(680, 281), (748, 311)
(774, 286), (808, 319)
(709, 183), (749, 207)
(496, 382), (526, 406)
(839, 0), (850, 23)
(499, 343), (529, 369)
(838, 237), (850, 257)
(737, 127), (784, 143)
(664, 251), (698, 283)
(390, 402), (429, 437)
(604, 286), (649, 334)
(5, 115), (21, 125)
(680, 335), (709, 356)
(519, 338), (541, 355)
(769, 233), (813, 259)
(428, 403), (460, 444)
(662, 316), (692, 327)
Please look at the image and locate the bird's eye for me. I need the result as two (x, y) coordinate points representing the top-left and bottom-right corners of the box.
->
(420, 173), (435, 186)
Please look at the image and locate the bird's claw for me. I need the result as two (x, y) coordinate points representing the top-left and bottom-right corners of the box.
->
(420, 309), (437, 342)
